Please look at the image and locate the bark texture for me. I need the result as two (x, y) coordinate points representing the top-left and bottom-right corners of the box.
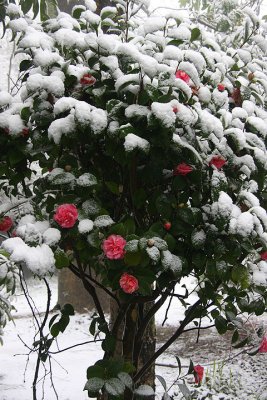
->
(57, 268), (109, 313)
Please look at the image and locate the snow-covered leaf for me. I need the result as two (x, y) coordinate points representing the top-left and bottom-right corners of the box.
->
(135, 384), (155, 396)
(84, 377), (104, 392)
(104, 378), (125, 396)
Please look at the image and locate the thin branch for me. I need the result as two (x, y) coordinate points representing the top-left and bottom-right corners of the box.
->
(70, 255), (106, 324)
(32, 278), (51, 400)
(49, 339), (103, 354)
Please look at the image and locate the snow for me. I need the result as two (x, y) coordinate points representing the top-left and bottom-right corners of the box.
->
(139, 16), (166, 35)
(124, 133), (150, 153)
(78, 220), (94, 234)
(2, 238), (55, 276)
(85, 0), (97, 12)
(76, 173), (97, 187)
(93, 215), (114, 228)
(151, 102), (176, 128)
(43, 228), (61, 246)
(48, 114), (75, 144)
(198, 87), (211, 104)
(169, 24), (191, 40)
(229, 212), (255, 237)
(26, 74), (65, 97)
(82, 199), (101, 216)
(199, 110), (224, 138)
(163, 45), (183, 62)
(19, 28), (54, 50)
(247, 116), (267, 137)
(81, 10), (101, 26)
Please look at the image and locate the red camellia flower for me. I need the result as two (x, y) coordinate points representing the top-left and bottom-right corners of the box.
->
(260, 251), (267, 261)
(173, 163), (193, 176)
(175, 70), (190, 83)
(54, 204), (78, 228)
(119, 273), (139, 294)
(22, 128), (29, 136)
(102, 235), (126, 260)
(0, 216), (13, 232)
(232, 87), (242, 106)
(194, 364), (204, 384)
(172, 106), (179, 113)
(80, 73), (96, 86)
(217, 83), (225, 92)
(164, 222), (171, 231)
(259, 336), (267, 353)
(209, 156), (226, 169)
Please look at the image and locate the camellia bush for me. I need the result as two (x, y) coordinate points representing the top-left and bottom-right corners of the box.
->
(0, 0), (267, 398)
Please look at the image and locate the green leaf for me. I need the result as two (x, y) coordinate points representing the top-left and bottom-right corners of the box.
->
(124, 251), (142, 266)
(54, 250), (70, 269)
(87, 365), (105, 380)
(20, 0), (34, 15)
(250, 299), (265, 316)
(40, 0), (49, 21)
(178, 383), (191, 400)
(106, 181), (120, 195)
(101, 8), (117, 20)
(124, 218), (136, 235)
(175, 356), (182, 376)
(57, 314), (70, 333)
(156, 375), (167, 391)
(50, 322), (60, 337)
(20, 59), (32, 72)
(187, 359), (194, 374)
(72, 6), (85, 19)
(233, 337), (249, 349)
(167, 39), (184, 46)
(230, 64), (240, 72)
(231, 329), (239, 344)
(61, 303), (75, 316)
(20, 107), (31, 122)
(215, 316), (228, 334)
(102, 335), (116, 352)
(49, 314), (59, 329)
(190, 27), (201, 42)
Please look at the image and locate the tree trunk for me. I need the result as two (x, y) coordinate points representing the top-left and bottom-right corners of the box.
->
(57, 268), (109, 313)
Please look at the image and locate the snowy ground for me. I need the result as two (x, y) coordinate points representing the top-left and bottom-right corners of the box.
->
(1, 276), (267, 400)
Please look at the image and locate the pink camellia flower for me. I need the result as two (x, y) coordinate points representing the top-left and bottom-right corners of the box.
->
(172, 106), (179, 113)
(259, 336), (267, 353)
(217, 83), (225, 92)
(119, 273), (139, 294)
(194, 364), (204, 384)
(80, 73), (96, 86)
(0, 216), (13, 232)
(102, 235), (126, 260)
(260, 251), (267, 261)
(175, 70), (190, 83)
(173, 163), (193, 176)
(209, 156), (226, 169)
(54, 204), (78, 228)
